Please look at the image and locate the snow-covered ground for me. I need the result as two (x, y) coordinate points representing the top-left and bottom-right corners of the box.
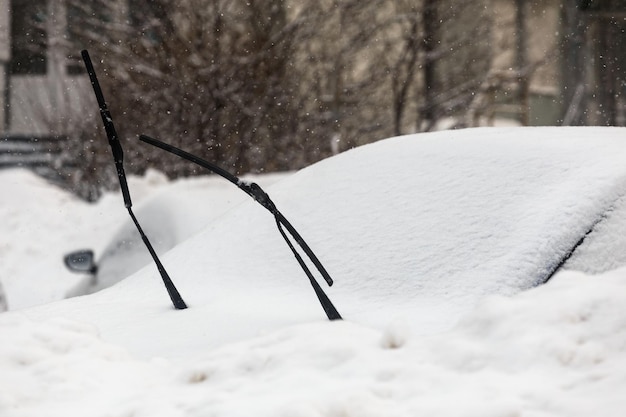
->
(2, 127), (626, 416)
(3, 270), (625, 416)
(0, 168), (284, 310)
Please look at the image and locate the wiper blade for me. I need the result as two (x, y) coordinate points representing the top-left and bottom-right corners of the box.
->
(139, 134), (341, 320)
(81, 50), (187, 310)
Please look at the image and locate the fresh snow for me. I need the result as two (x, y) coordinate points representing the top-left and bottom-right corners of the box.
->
(0, 168), (284, 309)
(3, 269), (626, 416)
(1, 126), (626, 416)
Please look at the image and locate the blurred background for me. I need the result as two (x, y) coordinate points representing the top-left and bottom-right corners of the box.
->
(0, 0), (624, 200)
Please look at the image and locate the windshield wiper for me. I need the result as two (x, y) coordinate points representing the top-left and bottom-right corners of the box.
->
(81, 50), (187, 310)
(138, 134), (342, 320)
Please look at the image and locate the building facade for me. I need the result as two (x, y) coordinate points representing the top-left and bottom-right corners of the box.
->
(1, 0), (91, 138)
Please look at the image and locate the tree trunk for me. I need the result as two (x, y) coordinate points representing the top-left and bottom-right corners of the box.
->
(421, 0), (437, 130)
(515, 0), (529, 125)
(596, 14), (618, 125)
(560, 1), (588, 126)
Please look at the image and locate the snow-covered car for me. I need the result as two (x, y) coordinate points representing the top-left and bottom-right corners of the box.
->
(63, 200), (180, 297)
(4, 127), (626, 416)
(63, 173), (286, 298)
(39, 125), (626, 356)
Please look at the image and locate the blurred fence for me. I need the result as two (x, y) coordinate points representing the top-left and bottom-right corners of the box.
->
(0, 135), (72, 183)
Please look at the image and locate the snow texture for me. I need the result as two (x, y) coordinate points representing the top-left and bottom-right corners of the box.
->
(2, 127), (626, 416)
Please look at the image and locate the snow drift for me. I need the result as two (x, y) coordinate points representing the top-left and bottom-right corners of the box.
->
(12, 126), (626, 356)
(2, 126), (626, 416)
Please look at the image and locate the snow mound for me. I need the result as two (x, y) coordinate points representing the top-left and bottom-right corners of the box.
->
(3, 127), (626, 416)
(14, 127), (626, 358)
(0, 168), (283, 309)
(2, 268), (626, 416)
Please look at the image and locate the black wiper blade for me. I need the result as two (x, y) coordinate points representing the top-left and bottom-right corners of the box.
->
(138, 134), (341, 320)
(81, 50), (187, 310)
(81, 51), (131, 208)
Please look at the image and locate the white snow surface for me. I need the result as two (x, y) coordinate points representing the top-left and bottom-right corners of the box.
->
(0, 168), (284, 309)
(2, 127), (626, 416)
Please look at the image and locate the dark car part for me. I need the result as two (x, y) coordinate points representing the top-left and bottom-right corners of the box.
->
(81, 50), (187, 310)
(139, 134), (342, 321)
(64, 249), (98, 275)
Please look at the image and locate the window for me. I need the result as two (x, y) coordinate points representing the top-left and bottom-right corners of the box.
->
(10, 0), (47, 75)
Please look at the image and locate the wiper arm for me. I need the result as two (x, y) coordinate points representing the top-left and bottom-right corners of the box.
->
(81, 50), (187, 310)
(138, 134), (341, 320)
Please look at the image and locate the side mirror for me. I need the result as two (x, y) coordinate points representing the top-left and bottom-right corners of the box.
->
(64, 250), (98, 274)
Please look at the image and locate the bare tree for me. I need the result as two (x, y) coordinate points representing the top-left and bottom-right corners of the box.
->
(381, 0), (493, 134)
(560, 0), (588, 125)
(290, 0), (495, 149)
(560, 1), (626, 126)
(57, 0), (497, 191)
(289, 0), (394, 153)
(67, 0), (307, 176)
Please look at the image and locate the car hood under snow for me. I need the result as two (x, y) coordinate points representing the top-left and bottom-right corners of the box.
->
(16, 126), (626, 360)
